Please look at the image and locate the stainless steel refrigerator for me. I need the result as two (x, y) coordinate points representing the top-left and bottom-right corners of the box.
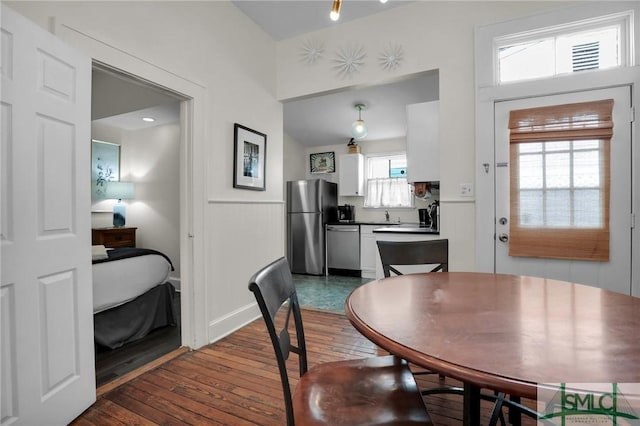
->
(287, 179), (337, 275)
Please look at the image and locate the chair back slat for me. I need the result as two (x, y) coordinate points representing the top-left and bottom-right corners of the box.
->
(377, 239), (449, 277)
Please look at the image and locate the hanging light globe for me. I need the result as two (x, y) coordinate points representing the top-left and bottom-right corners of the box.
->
(351, 104), (368, 140)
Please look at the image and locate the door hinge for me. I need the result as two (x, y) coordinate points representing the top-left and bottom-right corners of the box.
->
(631, 213), (636, 229)
(631, 106), (636, 123)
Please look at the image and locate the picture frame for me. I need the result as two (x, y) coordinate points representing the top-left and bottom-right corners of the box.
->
(310, 151), (335, 174)
(91, 139), (120, 201)
(233, 123), (267, 191)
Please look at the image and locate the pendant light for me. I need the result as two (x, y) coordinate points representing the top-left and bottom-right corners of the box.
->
(351, 103), (368, 140)
(330, 0), (341, 21)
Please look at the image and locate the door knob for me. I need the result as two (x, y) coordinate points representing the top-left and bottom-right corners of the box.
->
(498, 233), (509, 242)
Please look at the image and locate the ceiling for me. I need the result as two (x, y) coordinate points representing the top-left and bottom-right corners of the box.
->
(231, 1), (413, 41)
(284, 72), (439, 146)
(93, 102), (181, 132)
(94, 1), (438, 148)
(92, 67), (181, 131)
(234, 0), (437, 147)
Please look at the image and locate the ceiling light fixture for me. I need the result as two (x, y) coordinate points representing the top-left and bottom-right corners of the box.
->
(330, 0), (341, 21)
(380, 0), (388, 3)
(142, 117), (155, 122)
(351, 103), (368, 140)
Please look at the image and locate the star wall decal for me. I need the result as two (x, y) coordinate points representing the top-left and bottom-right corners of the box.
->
(333, 44), (366, 78)
(299, 38), (325, 65)
(379, 43), (404, 72)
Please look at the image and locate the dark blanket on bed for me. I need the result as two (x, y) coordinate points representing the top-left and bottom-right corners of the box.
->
(92, 247), (175, 271)
(94, 282), (177, 350)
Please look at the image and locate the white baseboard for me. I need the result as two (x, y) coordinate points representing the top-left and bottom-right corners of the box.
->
(361, 270), (376, 279)
(207, 302), (261, 344)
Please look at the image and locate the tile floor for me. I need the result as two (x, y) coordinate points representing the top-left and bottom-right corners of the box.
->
(292, 274), (373, 313)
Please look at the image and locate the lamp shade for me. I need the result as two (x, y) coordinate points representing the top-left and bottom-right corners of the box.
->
(351, 119), (368, 139)
(105, 181), (135, 200)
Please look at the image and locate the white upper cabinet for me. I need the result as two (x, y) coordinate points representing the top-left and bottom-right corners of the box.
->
(339, 153), (364, 196)
(406, 101), (439, 183)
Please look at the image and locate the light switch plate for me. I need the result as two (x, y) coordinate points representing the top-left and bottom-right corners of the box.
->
(460, 183), (474, 197)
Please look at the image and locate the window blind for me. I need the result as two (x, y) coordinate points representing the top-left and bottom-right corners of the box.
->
(508, 99), (613, 261)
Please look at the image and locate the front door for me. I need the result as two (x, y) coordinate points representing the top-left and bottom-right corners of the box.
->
(494, 86), (632, 295)
(1, 6), (95, 425)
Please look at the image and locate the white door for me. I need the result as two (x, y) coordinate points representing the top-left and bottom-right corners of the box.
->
(1, 6), (95, 425)
(494, 86), (632, 294)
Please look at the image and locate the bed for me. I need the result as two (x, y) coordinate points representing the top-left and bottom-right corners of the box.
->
(92, 246), (177, 349)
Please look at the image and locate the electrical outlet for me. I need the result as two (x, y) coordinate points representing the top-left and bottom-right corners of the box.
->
(460, 183), (474, 197)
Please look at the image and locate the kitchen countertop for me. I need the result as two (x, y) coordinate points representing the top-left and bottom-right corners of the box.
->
(328, 221), (439, 234)
(329, 221), (419, 226)
(372, 225), (439, 234)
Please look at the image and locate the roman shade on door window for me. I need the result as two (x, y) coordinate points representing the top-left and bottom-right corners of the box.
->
(508, 99), (613, 261)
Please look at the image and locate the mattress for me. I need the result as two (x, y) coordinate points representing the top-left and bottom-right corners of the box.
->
(92, 249), (172, 314)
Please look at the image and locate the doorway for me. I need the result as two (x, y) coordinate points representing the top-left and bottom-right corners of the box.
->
(493, 86), (632, 294)
(91, 63), (189, 386)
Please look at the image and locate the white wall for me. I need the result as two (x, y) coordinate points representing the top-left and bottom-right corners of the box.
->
(10, 0), (608, 347)
(276, 1), (578, 271)
(91, 121), (182, 283)
(283, 131), (307, 183)
(126, 124), (182, 282)
(9, 1), (283, 347)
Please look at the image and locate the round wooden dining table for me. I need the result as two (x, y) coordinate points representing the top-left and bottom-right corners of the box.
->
(345, 272), (640, 426)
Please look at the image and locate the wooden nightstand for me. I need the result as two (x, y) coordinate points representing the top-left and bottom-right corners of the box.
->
(92, 227), (137, 248)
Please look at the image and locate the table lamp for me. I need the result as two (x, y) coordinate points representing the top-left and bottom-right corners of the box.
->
(105, 181), (135, 227)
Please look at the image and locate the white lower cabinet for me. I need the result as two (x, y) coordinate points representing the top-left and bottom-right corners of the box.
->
(360, 225), (378, 279)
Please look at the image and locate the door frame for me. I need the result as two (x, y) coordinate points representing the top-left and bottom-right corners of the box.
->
(475, 68), (639, 296)
(53, 22), (209, 349)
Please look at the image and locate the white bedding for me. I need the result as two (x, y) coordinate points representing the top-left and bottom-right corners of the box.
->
(92, 252), (172, 313)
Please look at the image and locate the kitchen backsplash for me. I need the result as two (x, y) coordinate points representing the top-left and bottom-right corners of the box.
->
(337, 195), (439, 224)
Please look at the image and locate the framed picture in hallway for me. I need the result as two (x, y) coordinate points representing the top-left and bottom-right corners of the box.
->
(233, 123), (267, 191)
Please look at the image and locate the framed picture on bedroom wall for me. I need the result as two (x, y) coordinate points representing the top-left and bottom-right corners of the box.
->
(91, 139), (120, 201)
(233, 123), (267, 191)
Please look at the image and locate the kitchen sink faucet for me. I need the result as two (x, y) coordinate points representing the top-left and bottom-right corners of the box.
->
(385, 210), (390, 222)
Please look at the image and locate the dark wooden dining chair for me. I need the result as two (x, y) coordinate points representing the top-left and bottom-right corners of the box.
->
(248, 257), (433, 426)
(377, 239), (448, 277)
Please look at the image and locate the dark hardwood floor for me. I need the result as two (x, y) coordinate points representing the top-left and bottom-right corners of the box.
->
(78, 308), (537, 425)
(95, 293), (181, 387)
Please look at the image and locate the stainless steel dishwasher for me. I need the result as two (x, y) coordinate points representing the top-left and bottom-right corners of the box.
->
(326, 224), (361, 276)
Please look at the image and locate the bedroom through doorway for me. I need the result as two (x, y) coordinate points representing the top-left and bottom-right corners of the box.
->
(90, 64), (187, 387)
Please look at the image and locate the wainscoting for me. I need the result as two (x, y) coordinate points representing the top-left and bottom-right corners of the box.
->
(206, 200), (285, 344)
